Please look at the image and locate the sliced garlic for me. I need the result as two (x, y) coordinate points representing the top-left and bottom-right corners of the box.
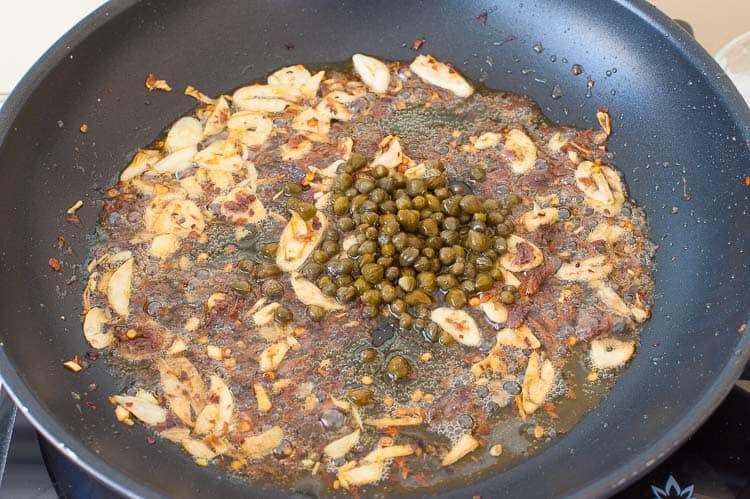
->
(112, 395), (167, 426)
(259, 341), (290, 372)
(361, 444), (414, 463)
(290, 274), (345, 310)
(590, 280), (630, 317)
(241, 426), (284, 458)
(556, 255), (612, 282)
(107, 257), (133, 318)
(498, 267), (521, 287)
(120, 150), (160, 182)
(442, 433), (479, 466)
(194, 140), (243, 172)
(480, 301), (508, 324)
(234, 97), (289, 113)
(158, 357), (205, 426)
(165, 117), (203, 153)
(586, 222), (626, 244)
(316, 91), (356, 121)
(276, 211), (327, 272)
(500, 235), (544, 272)
(193, 404), (219, 435)
(149, 233), (179, 259)
(574, 161), (625, 216)
(203, 97), (230, 137)
(208, 375), (234, 435)
(496, 324), (541, 349)
(226, 111), (273, 146)
(521, 203), (559, 232)
(292, 108), (331, 138)
(280, 139), (313, 161)
(182, 438), (217, 460)
(159, 427), (191, 444)
(218, 183), (266, 224)
(372, 135), (404, 168)
(323, 429), (360, 458)
(152, 146), (196, 175)
(146, 199), (205, 237)
(300, 70), (325, 99)
(504, 129), (537, 174)
(338, 461), (384, 488)
(268, 64), (312, 90)
(409, 54), (474, 98)
(547, 132), (568, 152)
(253, 302), (281, 326)
(363, 414), (423, 428)
(590, 338), (635, 369)
(430, 307), (482, 347)
(83, 307), (113, 349)
(521, 352), (555, 414)
(254, 383), (272, 412)
(352, 54), (390, 94)
(474, 132), (502, 150)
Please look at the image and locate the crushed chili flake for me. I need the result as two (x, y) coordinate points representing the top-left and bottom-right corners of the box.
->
(79, 124), (88, 133)
(145, 73), (172, 92)
(745, 176), (750, 186)
(86, 401), (97, 409)
(477, 11), (488, 25)
(412, 38), (425, 51)
(67, 215), (81, 224)
(57, 236), (66, 247)
(147, 436), (157, 444)
(48, 258), (61, 272)
(739, 323), (747, 333)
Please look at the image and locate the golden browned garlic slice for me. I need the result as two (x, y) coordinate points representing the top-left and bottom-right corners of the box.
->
(203, 97), (230, 137)
(441, 433), (479, 466)
(574, 161), (625, 216)
(504, 129), (537, 174)
(430, 307), (482, 347)
(499, 235), (544, 272)
(83, 307), (113, 349)
(276, 211), (327, 272)
(149, 233), (179, 259)
(361, 444), (414, 463)
(193, 404), (219, 435)
(496, 324), (541, 349)
(107, 257), (133, 318)
(521, 351), (555, 414)
(218, 182), (267, 224)
(301, 70), (325, 99)
(280, 139), (313, 161)
(556, 255), (612, 282)
(521, 203), (560, 232)
(152, 146), (197, 175)
(316, 91), (356, 121)
(158, 357), (205, 426)
(363, 414), (423, 428)
(409, 55), (474, 98)
(226, 111), (273, 146)
(338, 461), (384, 488)
(253, 302), (280, 326)
(146, 199), (205, 237)
(352, 54), (390, 94)
(290, 274), (345, 311)
(292, 108), (332, 138)
(165, 117), (203, 153)
(112, 395), (167, 426)
(268, 64), (312, 90)
(480, 301), (508, 324)
(208, 375), (234, 435)
(159, 427), (191, 444)
(590, 280), (630, 317)
(194, 140), (243, 172)
(241, 426), (284, 458)
(234, 97), (289, 113)
(498, 267), (521, 287)
(590, 338), (635, 369)
(181, 438), (217, 460)
(120, 150), (160, 182)
(372, 135), (404, 168)
(546, 132), (568, 152)
(324, 429), (360, 459)
(259, 341), (290, 372)
(586, 222), (626, 244)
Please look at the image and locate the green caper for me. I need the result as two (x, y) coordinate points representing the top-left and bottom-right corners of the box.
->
(422, 247), (436, 259)
(445, 288), (467, 308)
(360, 348), (379, 363)
(502, 284), (518, 293)
(441, 196), (461, 216)
(385, 266), (400, 281)
(399, 247), (420, 266)
(379, 283), (398, 303)
(500, 290), (516, 304)
(353, 277), (371, 294)
(377, 255), (395, 269)
(399, 313), (414, 330)
(230, 280), (253, 295)
(259, 242), (278, 258)
(505, 193), (521, 206)
(284, 183), (303, 195)
(321, 282), (337, 297)
(398, 275), (417, 292)
(439, 247), (457, 265)
(425, 159), (444, 172)
(390, 299), (407, 316)
(313, 249), (330, 264)
(475, 273), (494, 291)
(434, 187), (451, 200)
(459, 195), (484, 214)
(443, 217), (459, 230)
(238, 259), (256, 274)
(413, 318), (426, 332)
(274, 306), (293, 323)
(493, 237), (508, 254)
(361, 263), (384, 284)
(355, 178), (376, 194)
(488, 211), (505, 225)
(334, 173), (353, 191)
(427, 173), (448, 191)
(439, 330), (456, 345)
(441, 229), (460, 245)
(412, 195), (426, 210)
(422, 322), (441, 343)
(337, 285), (357, 303)
(385, 355), (410, 382)
(406, 178), (427, 196)
(466, 230), (490, 252)
(405, 290), (432, 306)
(295, 201), (317, 221)
(448, 260), (465, 276)
(323, 228), (340, 242)
(286, 196), (301, 211)
(333, 195), (351, 215)
(336, 275), (353, 287)
(256, 263), (281, 278)
(397, 209), (420, 232)
(469, 166), (487, 181)
(380, 242), (396, 257)
(413, 256), (431, 272)
(463, 262), (477, 279)
(347, 152), (367, 171)
(418, 218), (439, 237)
(358, 240), (377, 256)
(490, 268), (505, 281)
(307, 305), (326, 321)
(360, 200), (378, 213)
(369, 188), (388, 204)
(495, 223), (512, 237)
(261, 279), (284, 297)
(474, 256), (493, 271)
(363, 304), (380, 318)
(338, 217), (355, 231)
(362, 287), (383, 306)
(347, 243), (360, 258)
(351, 194), (368, 211)
(380, 199), (397, 213)
(425, 236), (444, 250)
(372, 164), (389, 179)
(327, 258), (354, 276)
(321, 240), (339, 256)
(359, 254), (375, 266)
(395, 196), (412, 210)
(317, 275), (333, 288)
(347, 387), (374, 406)
(436, 274), (458, 290)
(417, 272), (436, 293)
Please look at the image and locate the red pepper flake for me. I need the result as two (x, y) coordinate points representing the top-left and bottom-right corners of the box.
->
(147, 436), (156, 444)
(739, 323), (747, 333)
(86, 351), (100, 361)
(745, 176), (750, 186)
(412, 38), (424, 51)
(477, 11), (488, 25)
(145, 73), (172, 92)
(85, 401), (97, 409)
(67, 215), (81, 224)
(48, 258), (61, 272)
(57, 236), (65, 247)
(79, 124), (88, 133)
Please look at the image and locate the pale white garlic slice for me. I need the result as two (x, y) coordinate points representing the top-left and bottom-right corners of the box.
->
(575, 161), (625, 216)
(521, 203), (559, 232)
(556, 255), (612, 282)
(158, 357), (205, 426)
(234, 97), (289, 113)
(590, 280), (630, 318)
(590, 338), (635, 369)
(194, 140), (243, 172)
(338, 461), (384, 488)
(83, 307), (113, 349)
(504, 129), (537, 174)
(226, 111), (273, 146)
(253, 302), (281, 326)
(409, 54), (474, 97)
(481, 301), (508, 324)
(268, 64), (312, 89)
(112, 395), (167, 426)
(586, 222), (626, 244)
(361, 444), (414, 463)
(107, 257), (133, 318)
(546, 132), (568, 152)
(430, 307), (482, 347)
(324, 429), (360, 459)
(203, 96), (230, 137)
(152, 146), (196, 175)
(474, 132), (502, 150)
(276, 211), (327, 272)
(352, 54), (390, 94)
(149, 233), (179, 259)
(521, 351), (555, 414)
(496, 324), (541, 349)
(292, 108), (331, 137)
(259, 341), (290, 372)
(291, 274), (345, 310)
(241, 426), (284, 458)
(499, 235), (544, 272)
(442, 433), (479, 466)
(280, 139), (313, 161)
(300, 70), (325, 99)
(165, 117), (203, 153)
(372, 135), (404, 168)
(120, 150), (160, 182)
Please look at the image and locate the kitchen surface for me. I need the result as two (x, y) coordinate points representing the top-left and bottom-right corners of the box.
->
(0, 1), (748, 498)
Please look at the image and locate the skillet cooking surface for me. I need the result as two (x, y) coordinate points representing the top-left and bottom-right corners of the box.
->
(0, 1), (748, 497)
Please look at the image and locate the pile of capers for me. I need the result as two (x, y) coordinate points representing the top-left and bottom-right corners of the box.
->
(294, 152), (520, 341)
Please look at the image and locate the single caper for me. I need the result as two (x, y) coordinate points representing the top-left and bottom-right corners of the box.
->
(418, 218), (439, 237)
(338, 217), (355, 231)
(425, 236), (444, 250)
(358, 240), (377, 256)
(463, 262), (477, 278)
(321, 282), (337, 297)
(327, 258), (354, 276)
(502, 284), (518, 293)
(445, 288), (467, 308)
(384, 266), (400, 282)
(380, 199), (397, 213)
(459, 195), (484, 214)
(413, 256), (431, 272)
(465, 230), (490, 252)
(399, 313), (414, 330)
(439, 330), (456, 345)
(355, 178), (376, 194)
(417, 272), (436, 293)
(359, 254), (375, 266)
(398, 275), (417, 292)
(385, 355), (410, 382)
(427, 174), (448, 190)
(448, 260), (465, 276)
(261, 279), (284, 297)
(347, 243), (360, 258)
(406, 178), (427, 196)
(434, 186), (450, 200)
(422, 322), (441, 343)
(500, 290), (516, 304)
(333, 195), (351, 215)
(337, 285), (357, 303)
(379, 283), (398, 303)
(313, 249), (330, 264)
(238, 259), (256, 274)
(369, 188), (388, 204)
(318, 275), (333, 288)
(469, 166), (487, 181)
(361, 263), (384, 284)
(441, 196), (461, 216)
(490, 268), (505, 281)
(230, 280), (253, 295)
(372, 164), (389, 179)
(347, 387), (374, 406)
(353, 276), (371, 294)
(395, 196), (412, 210)
(488, 211), (505, 225)
(399, 247), (420, 267)
(336, 275), (353, 287)
(436, 274), (458, 290)
(334, 172), (354, 192)
(440, 229), (460, 246)
(284, 183), (303, 195)
(256, 263), (281, 278)
(397, 209), (420, 232)
(390, 299), (407, 316)
(505, 193), (521, 206)
(360, 348), (379, 363)
(363, 303), (380, 318)
(405, 290), (432, 306)
(439, 247), (457, 265)
(474, 256), (493, 271)
(493, 237), (508, 254)
(347, 152), (367, 171)
(274, 306), (293, 323)
(475, 273), (494, 291)
(295, 201), (317, 221)
(495, 223), (512, 237)
(413, 318), (426, 332)
(307, 305), (326, 321)
(425, 159), (444, 172)
(378, 256), (394, 269)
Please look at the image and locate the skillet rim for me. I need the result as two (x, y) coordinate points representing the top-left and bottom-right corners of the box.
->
(0, 0), (748, 497)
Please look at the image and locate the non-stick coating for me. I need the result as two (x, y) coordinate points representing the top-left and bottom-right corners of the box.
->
(0, 1), (748, 498)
